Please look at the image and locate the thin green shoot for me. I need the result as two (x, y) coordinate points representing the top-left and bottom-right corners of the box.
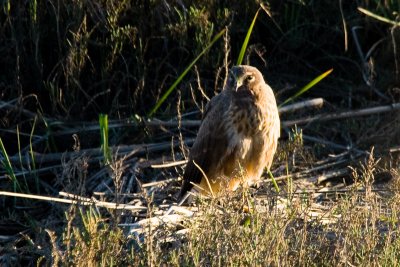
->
(99, 114), (112, 166)
(29, 0), (37, 24)
(3, 0), (10, 15)
(148, 28), (226, 117)
(267, 169), (280, 193)
(358, 7), (400, 26)
(243, 215), (251, 227)
(286, 161), (292, 198)
(29, 116), (39, 193)
(39, 111), (57, 153)
(80, 207), (89, 229)
(17, 125), (29, 193)
(0, 137), (22, 197)
(237, 8), (260, 65)
(280, 68), (333, 107)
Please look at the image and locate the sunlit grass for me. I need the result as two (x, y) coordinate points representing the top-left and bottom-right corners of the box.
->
(99, 113), (112, 165)
(237, 8), (260, 65)
(280, 68), (333, 107)
(358, 7), (400, 26)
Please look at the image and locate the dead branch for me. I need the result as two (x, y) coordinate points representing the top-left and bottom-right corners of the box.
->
(0, 191), (147, 210)
(144, 102), (400, 129)
(151, 160), (188, 168)
(278, 98), (324, 114)
(6, 139), (195, 165)
(283, 103), (400, 127)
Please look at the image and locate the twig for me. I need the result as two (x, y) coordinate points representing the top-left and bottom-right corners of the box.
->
(279, 98), (324, 114)
(339, 0), (348, 51)
(0, 191), (147, 210)
(193, 160), (214, 197)
(283, 103), (400, 127)
(59, 191), (94, 202)
(389, 146), (400, 153)
(145, 119), (201, 128)
(141, 178), (181, 188)
(142, 103), (400, 129)
(144, 98), (325, 128)
(151, 160), (188, 168)
(316, 168), (349, 184)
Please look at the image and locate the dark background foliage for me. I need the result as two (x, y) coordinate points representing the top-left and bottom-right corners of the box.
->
(1, 1), (398, 120)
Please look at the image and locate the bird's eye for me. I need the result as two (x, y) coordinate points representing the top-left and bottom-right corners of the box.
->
(246, 75), (254, 82)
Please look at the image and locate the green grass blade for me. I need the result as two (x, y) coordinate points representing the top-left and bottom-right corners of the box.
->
(358, 7), (400, 26)
(0, 137), (21, 193)
(237, 8), (260, 65)
(267, 169), (280, 193)
(148, 28), (226, 117)
(99, 114), (111, 165)
(29, 116), (39, 192)
(17, 125), (29, 193)
(280, 68), (333, 107)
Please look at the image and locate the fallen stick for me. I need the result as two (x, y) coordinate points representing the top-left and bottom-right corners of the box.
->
(44, 98), (325, 135)
(283, 103), (400, 127)
(151, 160), (188, 168)
(145, 119), (200, 128)
(7, 138), (195, 165)
(278, 98), (324, 113)
(144, 98), (326, 128)
(389, 146), (400, 153)
(316, 168), (349, 184)
(144, 102), (400, 129)
(0, 191), (147, 210)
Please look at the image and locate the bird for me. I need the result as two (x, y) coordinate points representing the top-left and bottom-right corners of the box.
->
(179, 65), (280, 201)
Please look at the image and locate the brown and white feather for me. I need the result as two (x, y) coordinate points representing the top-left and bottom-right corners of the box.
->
(179, 65), (280, 199)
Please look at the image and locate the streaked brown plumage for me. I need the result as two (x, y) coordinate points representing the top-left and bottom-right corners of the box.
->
(179, 65), (280, 199)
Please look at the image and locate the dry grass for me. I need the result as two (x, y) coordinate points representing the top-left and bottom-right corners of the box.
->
(2, 145), (397, 266)
(42, 174), (400, 266)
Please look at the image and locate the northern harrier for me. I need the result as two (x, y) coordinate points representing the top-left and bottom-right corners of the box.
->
(179, 65), (280, 200)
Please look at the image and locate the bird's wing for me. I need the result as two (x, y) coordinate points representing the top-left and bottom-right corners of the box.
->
(179, 92), (234, 197)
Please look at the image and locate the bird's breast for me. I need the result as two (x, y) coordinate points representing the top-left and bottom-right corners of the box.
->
(230, 103), (264, 137)
(225, 104), (266, 158)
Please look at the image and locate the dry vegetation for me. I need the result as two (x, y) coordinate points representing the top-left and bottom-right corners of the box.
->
(0, 0), (400, 266)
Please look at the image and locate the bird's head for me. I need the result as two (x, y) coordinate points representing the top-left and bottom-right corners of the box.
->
(226, 65), (265, 98)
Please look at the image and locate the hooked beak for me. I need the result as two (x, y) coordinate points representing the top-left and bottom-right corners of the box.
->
(228, 69), (244, 92)
(235, 79), (243, 92)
